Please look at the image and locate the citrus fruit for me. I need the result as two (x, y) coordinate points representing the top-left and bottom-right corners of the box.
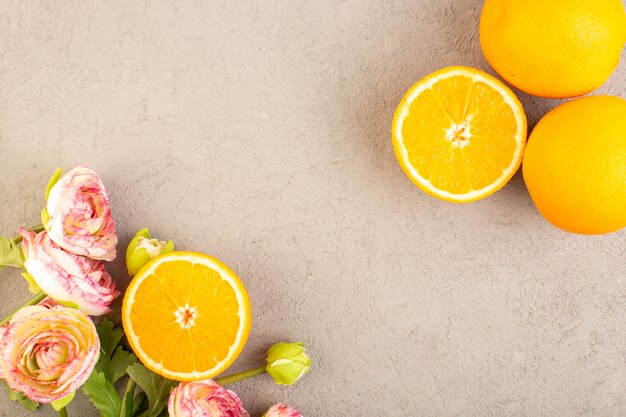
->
(391, 66), (527, 203)
(122, 251), (251, 381)
(523, 95), (626, 235)
(480, 0), (626, 98)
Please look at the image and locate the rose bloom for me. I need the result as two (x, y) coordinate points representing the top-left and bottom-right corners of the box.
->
(21, 228), (120, 316)
(0, 305), (99, 403)
(264, 403), (302, 417)
(168, 379), (249, 417)
(44, 166), (117, 261)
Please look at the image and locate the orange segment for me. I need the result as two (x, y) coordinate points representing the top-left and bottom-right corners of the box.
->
(122, 251), (251, 381)
(392, 66), (527, 203)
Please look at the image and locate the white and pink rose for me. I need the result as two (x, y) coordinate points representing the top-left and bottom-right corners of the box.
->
(168, 379), (250, 417)
(43, 166), (117, 261)
(0, 305), (99, 403)
(264, 403), (303, 417)
(20, 228), (119, 316)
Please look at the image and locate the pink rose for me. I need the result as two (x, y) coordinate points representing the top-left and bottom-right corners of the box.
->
(168, 379), (250, 417)
(21, 228), (120, 316)
(0, 298), (61, 379)
(43, 166), (117, 261)
(0, 305), (99, 403)
(264, 403), (303, 417)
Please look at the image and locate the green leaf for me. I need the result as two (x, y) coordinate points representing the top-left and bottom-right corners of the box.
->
(131, 392), (147, 417)
(0, 236), (24, 270)
(127, 363), (177, 417)
(96, 319), (124, 358)
(2, 380), (39, 411)
(94, 319), (124, 374)
(163, 240), (174, 253)
(58, 300), (80, 310)
(93, 319), (138, 383)
(45, 168), (63, 200)
(51, 391), (75, 411)
(82, 371), (121, 417)
(41, 208), (51, 228)
(82, 321), (143, 417)
(122, 389), (133, 417)
(21, 272), (42, 294)
(110, 346), (138, 384)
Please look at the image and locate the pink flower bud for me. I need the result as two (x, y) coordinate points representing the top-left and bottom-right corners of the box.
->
(21, 228), (120, 316)
(37, 297), (61, 310)
(264, 403), (303, 417)
(43, 166), (117, 261)
(0, 305), (99, 403)
(168, 379), (249, 417)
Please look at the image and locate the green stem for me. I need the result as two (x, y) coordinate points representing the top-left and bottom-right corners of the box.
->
(119, 377), (136, 417)
(58, 406), (68, 417)
(214, 365), (267, 386)
(11, 224), (45, 245)
(0, 292), (46, 326)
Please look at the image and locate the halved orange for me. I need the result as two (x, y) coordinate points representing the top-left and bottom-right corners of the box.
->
(122, 251), (251, 381)
(391, 66), (527, 203)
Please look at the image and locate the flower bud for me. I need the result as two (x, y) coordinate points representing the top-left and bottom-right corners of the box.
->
(126, 228), (174, 276)
(265, 342), (311, 385)
(168, 379), (249, 417)
(264, 403), (302, 417)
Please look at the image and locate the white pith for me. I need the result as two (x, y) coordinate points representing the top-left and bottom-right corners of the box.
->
(446, 121), (472, 148)
(174, 303), (199, 329)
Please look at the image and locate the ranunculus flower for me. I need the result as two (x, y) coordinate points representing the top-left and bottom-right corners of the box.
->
(265, 343), (311, 385)
(21, 228), (120, 316)
(42, 166), (117, 261)
(126, 228), (174, 276)
(0, 298), (61, 380)
(168, 379), (250, 417)
(0, 305), (99, 403)
(264, 403), (303, 417)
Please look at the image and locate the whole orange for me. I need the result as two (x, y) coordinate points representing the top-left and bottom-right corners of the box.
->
(523, 96), (626, 235)
(480, 0), (626, 98)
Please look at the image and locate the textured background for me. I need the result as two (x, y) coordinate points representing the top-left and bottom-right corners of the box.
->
(0, 1), (625, 416)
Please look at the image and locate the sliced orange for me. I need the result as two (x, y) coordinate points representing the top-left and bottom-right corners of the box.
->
(122, 251), (251, 381)
(391, 66), (527, 203)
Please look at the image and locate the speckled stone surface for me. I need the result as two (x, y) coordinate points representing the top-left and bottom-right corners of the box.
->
(0, 1), (625, 416)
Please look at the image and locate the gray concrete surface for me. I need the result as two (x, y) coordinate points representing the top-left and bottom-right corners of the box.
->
(0, 1), (625, 416)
